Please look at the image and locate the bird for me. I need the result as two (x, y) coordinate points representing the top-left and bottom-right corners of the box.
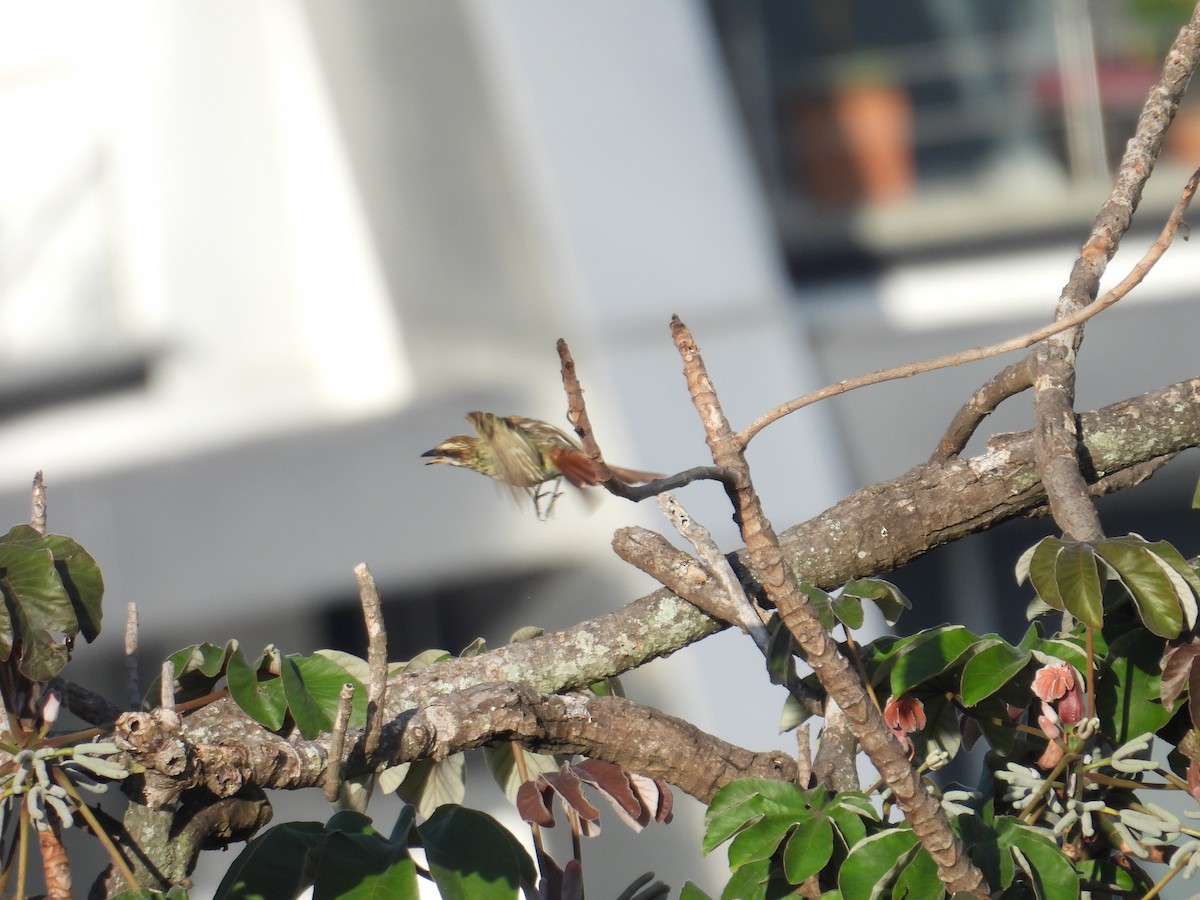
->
(422, 411), (661, 517)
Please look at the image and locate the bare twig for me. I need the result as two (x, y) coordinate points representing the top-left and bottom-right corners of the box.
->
(324, 682), (356, 803)
(29, 472), (46, 534)
(644, 494), (824, 714)
(795, 724), (812, 789)
(739, 163), (1198, 452)
(159, 660), (176, 711)
(125, 603), (140, 711)
(354, 563), (388, 758)
(1032, 6), (1200, 539)
(670, 315), (986, 896)
(49, 677), (123, 726)
(557, 338), (739, 499)
(738, 285), (1135, 449)
(558, 338), (616, 483)
(656, 494), (770, 648)
(933, 358), (1034, 461)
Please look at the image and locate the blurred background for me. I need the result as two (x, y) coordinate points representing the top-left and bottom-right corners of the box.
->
(1, 0), (1198, 895)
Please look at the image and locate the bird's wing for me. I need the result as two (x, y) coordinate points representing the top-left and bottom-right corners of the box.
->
(467, 412), (546, 489)
(508, 416), (604, 487)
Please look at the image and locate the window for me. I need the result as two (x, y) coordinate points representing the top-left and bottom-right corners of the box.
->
(707, 0), (1197, 278)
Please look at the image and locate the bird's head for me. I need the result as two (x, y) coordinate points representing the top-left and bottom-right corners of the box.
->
(420, 435), (483, 471)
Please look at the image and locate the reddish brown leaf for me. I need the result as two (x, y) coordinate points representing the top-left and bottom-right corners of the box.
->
(1189, 660), (1200, 732)
(572, 759), (643, 819)
(542, 765), (601, 822)
(1189, 758), (1200, 803)
(654, 778), (674, 823)
(1161, 640), (1200, 707)
(536, 847), (564, 900)
(560, 860), (585, 900)
(517, 780), (556, 827)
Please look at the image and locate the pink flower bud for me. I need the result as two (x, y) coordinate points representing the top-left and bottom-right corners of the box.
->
(1032, 664), (1075, 702)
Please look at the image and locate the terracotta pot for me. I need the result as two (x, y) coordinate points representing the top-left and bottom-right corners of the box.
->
(790, 81), (915, 210)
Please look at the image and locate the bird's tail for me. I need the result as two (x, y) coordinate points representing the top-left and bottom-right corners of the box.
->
(606, 464), (665, 486)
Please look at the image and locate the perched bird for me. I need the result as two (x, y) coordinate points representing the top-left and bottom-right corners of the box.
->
(422, 411), (661, 516)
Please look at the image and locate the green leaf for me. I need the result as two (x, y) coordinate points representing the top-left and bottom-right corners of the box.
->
(997, 817), (1079, 898)
(826, 793), (876, 853)
(459, 637), (487, 658)
(1055, 543), (1103, 628)
(781, 815), (833, 885)
(680, 883), (715, 900)
(827, 804), (867, 850)
(1075, 858), (1142, 895)
(1094, 539), (1184, 638)
(838, 829), (918, 900)
(226, 649), (286, 731)
(153, 641), (238, 707)
(886, 625), (981, 696)
(1194, 477), (1200, 509)
(830, 593), (864, 631)
(729, 816), (799, 870)
(779, 693), (811, 733)
(282, 653), (367, 739)
(509, 626), (544, 643)
(587, 676), (624, 697)
(311, 831), (418, 900)
(0, 528), (97, 681)
(1025, 538), (1066, 611)
(1014, 543), (1038, 587)
(173, 641), (236, 679)
(925, 691), (963, 759)
(37, 530), (104, 642)
(1143, 539), (1200, 598)
(720, 857), (777, 900)
(800, 583), (836, 631)
(766, 617), (796, 686)
(400, 649), (452, 672)
(214, 821), (327, 899)
(484, 742), (560, 805)
(377, 762), (410, 795)
(419, 805), (536, 900)
(1096, 628), (1172, 743)
(841, 578), (910, 626)
(960, 642), (1030, 707)
(394, 755), (467, 818)
(704, 780), (809, 854)
(892, 843), (942, 900)
(1027, 637), (1089, 673)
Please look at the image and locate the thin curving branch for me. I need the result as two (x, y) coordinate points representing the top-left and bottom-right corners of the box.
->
(932, 358), (1034, 461)
(1032, 9), (1200, 539)
(669, 315), (987, 896)
(738, 164), (1199, 452)
(557, 337), (740, 499)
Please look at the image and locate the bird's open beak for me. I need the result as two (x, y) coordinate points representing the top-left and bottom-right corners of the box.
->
(420, 448), (445, 464)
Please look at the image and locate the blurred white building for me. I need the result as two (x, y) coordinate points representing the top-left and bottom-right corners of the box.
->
(1, 1), (1197, 895)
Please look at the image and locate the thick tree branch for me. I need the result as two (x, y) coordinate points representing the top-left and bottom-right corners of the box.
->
(109, 378), (1200, 867)
(114, 684), (795, 807)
